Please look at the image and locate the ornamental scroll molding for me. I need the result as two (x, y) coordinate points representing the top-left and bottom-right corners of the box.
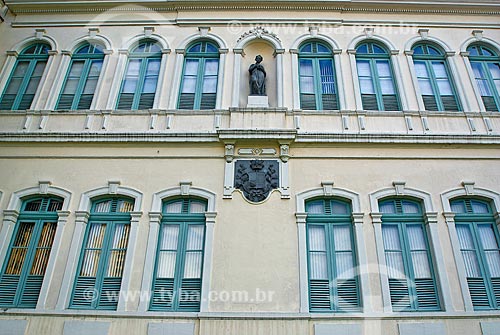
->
(237, 26), (281, 44)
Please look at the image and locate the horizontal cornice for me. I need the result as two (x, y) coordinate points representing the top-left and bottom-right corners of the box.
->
(4, 0), (500, 15)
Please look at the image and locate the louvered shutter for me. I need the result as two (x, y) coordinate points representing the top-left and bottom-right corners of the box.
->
(0, 275), (19, 306)
(322, 94), (338, 110)
(98, 277), (122, 310)
(309, 279), (331, 310)
(138, 93), (155, 110)
(178, 93), (195, 109)
(422, 95), (439, 111)
(482, 96), (499, 112)
(300, 94), (316, 110)
(414, 278), (439, 309)
(77, 94), (93, 110)
(150, 278), (175, 311)
(361, 94), (378, 110)
(0, 95), (15, 110)
(199, 93), (216, 110)
(117, 93), (134, 109)
(383, 95), (399, 111)
(388, 278), (411, 311)
(178, 278), (202, 311)
(57, 95), (74, 110)
(441, 95), (459, 111)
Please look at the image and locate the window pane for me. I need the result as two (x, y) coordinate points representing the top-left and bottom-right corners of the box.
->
(451, 201), (466, 214)
(485, 251), (500, 277)
(202, 77), (217, 93)
(122, 78), (138, 93)
(142, 78), (158, 93)
(157, 251), (177, 278)
(307, 201), (324, 214)
(380, 202), (396, 214)
(383, 225), (401, 250)
(376, 61), (391, 77)
(146, 59), (161, 75)
(456, 225), (482, 277)
(478, 225), (499, 249)
(107, 224), (130, 277)
(488, 63), (500, 79)
(181, 77), (197, 93)
(299, 59), (313, 76)
(359, 78), (375, 94)
(411, 250), (431, 278)
(437, 79), (453, 95)
(183, 251), (203, 278)
(357, 60), (371, 76)
(94, 200), (111, 213)
(308, 226), (326, 251)
(333, 225), (352, 251)
(432, 62), (448, 78)
(13, 61), (30, 77)
(407, 225), (431, 278)
(331, 201), (348, 215)
(300, 77), (314, 94)
(471, 201), (490, 214)
(204, 59), (219, 75)
(402, 201), (420, 214)
(160, 225), (179, 250)
(407, 225), (426, 250)
(190, 201), (206, 213)
(186, 225), (204, 250)
(5, 222), (35, 275)
(184, 59), (199, 75)
(380, 78), (395, 94)
(309, 252), (328, 279)
(336, 252), (354, 279)
(165, 201), (183, 213)
(126, 59), (141, 76)
(30, 222), (57, 275)
(386, 252), (405, 279)
(319, 59), (336, 94)
(471, 62), (485, 79)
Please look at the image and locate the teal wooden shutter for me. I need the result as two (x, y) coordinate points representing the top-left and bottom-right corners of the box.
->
(70, 198), (132, 310)
(178, 42), (219, 110)
(452, 198), (500, 310)
(117, 40), (161, 110)
(150, 199), (206, 312)
(0, 197), (61, 308)
(306, 199), (360, 312)
(380, 199), (440, 312)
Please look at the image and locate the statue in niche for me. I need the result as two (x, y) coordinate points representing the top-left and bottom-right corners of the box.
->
(249, 55), (266, 96)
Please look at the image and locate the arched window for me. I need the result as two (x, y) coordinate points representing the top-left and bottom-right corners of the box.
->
(305, 198), (360, 312)
(0, 43), (50, 110)
(70, 197), (134, 310)
(178, 41), (219, 110)
(379, 198), (440, 311)
(117, 40), (162, 110)
(150, 197), (207, 311)
(0, 196), (63, 308)
(467, 43), (500, 112)
(412, 43), (461, 111)
(451, 198), (500, 310)
(56, 43), (105, 110)
(355, 42), (400, 111)
(298, 41), (338, 110)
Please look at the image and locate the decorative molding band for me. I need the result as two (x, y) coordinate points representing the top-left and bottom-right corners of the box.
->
(1, 131), (500, 145)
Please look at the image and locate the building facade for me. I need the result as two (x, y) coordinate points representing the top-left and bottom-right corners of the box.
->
(0, 0), (499, 334)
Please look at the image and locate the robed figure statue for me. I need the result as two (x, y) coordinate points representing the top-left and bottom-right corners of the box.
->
(249, 55), (266, 96)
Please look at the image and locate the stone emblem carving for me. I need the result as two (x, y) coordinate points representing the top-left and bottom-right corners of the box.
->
(234, 159), (279, 202)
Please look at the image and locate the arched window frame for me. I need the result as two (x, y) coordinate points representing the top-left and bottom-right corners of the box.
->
(296, 184), (371, 314)
(0, 196), (63, 308)
(0, 43), (51, 111)
(441, 184), (500, 312)
(56, 182), (142, 311)
(149, 197), (207, 312)
(465, 43), (500, 112)
(55, 43), (105, 110)
(138, 182), (217, 313)
(177, 40), (220, 110)
(377, 197), (441, 312)
(354, 41), (401, 111)
(411, 42), (462, 112)
(116, 39), (163, 110)
(305, 197), (361, 312)
(297, 41), (339, 111)
(370, 183), (452, 313)
(69, 196), (134, 310)
(0, 182), (71, 311)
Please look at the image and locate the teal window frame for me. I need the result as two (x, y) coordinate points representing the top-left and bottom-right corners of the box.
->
(0, 196), (63, 308)
(305, 198), (361, 312)
(467, 43), (500, 112)
(149, 197), (207, 312)
(0, 43), (50, 111)
(178, 41), (220, 110)
(298, 41), (339, 111)
(116, 40), (162, 110)
(70, 197), (134, 310)
(56, 43), (105, 110)
(355, 41), (401, 111)
(451, 198), (500, 310)
(412, 43), (461, 111)
(380, 198), (441, 311)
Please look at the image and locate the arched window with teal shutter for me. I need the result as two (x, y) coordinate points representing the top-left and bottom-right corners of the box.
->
(451, 198), (500, 310)
(178, 41), (219, 110)
(150, 197), (207, 312)
(305, 198), (361, 312)
(70, 197), (134, 310)
(117, 40), (162, 110)
(467, 43), (500, 112)
(412, 43), (461, 111)
(298, 41), (339, 110)
(379, 198), (441, 311)
(355, 41), (400, 111)
(0, 196), (63, 308)
(56, 43), (105, 110)
(0, 43), (50, 110)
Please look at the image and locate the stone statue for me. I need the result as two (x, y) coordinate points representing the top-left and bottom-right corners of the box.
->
(249, 55), (266, 96)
